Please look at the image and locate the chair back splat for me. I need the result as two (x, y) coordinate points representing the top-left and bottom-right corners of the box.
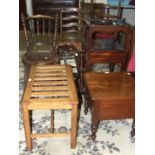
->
(21, 13), (58, 61)
(60, 8), (83, 43)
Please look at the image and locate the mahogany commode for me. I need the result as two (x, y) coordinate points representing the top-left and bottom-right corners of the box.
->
(83, 72), (135, 140)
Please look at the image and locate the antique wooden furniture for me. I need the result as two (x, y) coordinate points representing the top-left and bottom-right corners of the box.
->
(56, 42), (83, 99)
(21, 64), (79, 151)
(56, 42), (80, 83)
(92, 3), (123, 20)
(32, 0), (79, 16)
(21, 13), (59, 81)
(83, 71), (135, 140)
(83, 20), (134, 72)
(91, 3), (124, 40)
(59, 8), (84, 89)
(59, 7), (83, 51)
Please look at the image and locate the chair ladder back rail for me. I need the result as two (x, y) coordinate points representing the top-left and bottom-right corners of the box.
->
(60, 7), (82, 42)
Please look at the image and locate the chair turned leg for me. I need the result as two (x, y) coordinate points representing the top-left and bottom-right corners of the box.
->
(22, 102), (32, 151)
(92, 122), (99, 140)
(71, 104), (78, 149)
(131, 119), (135, 137)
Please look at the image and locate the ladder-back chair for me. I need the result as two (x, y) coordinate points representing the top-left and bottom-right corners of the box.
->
(59, 8), (83, 51)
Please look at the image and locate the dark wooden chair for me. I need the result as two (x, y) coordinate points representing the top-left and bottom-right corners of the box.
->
(91, 3), (124, 45)
(21, 13), (59, 82)
(56, 42), (82, 95)
(92, 3), (123, 20)
(55, 42), (83, 113)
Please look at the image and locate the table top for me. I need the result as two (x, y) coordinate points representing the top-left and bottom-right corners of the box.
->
(84, 72), (135, 100)
(22, 64), (78, 110)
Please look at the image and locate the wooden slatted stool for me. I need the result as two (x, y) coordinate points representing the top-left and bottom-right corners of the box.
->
(21, 64), (79, 151)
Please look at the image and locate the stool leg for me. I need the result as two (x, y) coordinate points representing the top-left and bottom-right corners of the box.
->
(22, 103), (32, 151)
(49, 110), (54, 133)
(71, 104), (78, 149)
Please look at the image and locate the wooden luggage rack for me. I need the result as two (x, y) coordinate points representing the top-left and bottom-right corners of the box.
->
(21, 64), (79, 151)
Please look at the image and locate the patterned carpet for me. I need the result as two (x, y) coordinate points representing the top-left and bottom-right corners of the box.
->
(19, 50), (134, 155)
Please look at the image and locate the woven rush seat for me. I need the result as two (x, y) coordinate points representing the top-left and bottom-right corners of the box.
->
(21, 64), (79, 151)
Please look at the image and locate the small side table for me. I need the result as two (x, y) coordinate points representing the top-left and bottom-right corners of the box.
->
(21, 64), (79, 151)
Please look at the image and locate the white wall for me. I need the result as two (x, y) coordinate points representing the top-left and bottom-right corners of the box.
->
(25, 0), (33, 16)
(123, 8), (135, 25)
